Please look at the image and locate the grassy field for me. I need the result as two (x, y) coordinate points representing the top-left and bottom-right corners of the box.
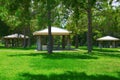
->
(0, 46), (120, 80)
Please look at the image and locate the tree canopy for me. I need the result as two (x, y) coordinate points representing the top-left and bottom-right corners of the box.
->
(0, 0), (120, 53)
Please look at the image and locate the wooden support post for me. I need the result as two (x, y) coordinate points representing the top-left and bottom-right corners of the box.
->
(62, 35), (65, 49)
(99, 41), (102, 49)
(37, 36), (42, 51)
(12, 39), (14, 47)
(112, 41), (115, 48)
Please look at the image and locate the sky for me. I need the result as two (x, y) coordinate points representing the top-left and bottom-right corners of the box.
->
(112, 0), (120, 7)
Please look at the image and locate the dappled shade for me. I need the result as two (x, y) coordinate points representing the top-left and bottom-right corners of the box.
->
(8, 52), (98, 59)
(21, 71), (120, 80)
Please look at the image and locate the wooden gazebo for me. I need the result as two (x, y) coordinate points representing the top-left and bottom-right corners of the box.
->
(33, 27), (71, 50)
(97, 36), (119, 48)
(4, 33), (29, 47)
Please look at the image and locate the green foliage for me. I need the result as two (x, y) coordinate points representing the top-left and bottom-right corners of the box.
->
(0, 0), (120, 47)
(0, 19), (10, 37)
(92, 2), (120, 38)
(0, 0), (31, 30)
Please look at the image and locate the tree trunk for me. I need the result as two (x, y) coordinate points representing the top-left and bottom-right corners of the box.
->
(47, 0), (53, 54)
(23, 27), (27, 48)
(87, 0), (92, 53)
(74, 5), (79, 48)
(27, 26), (31, 47)
(75, 34), (79, 48)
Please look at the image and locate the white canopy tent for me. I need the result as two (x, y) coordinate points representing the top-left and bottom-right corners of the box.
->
(97, 36), (119, 48)
(33, 27), (71, 51)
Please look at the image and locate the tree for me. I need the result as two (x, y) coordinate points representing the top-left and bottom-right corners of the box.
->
(0, 19), (10, 37)
(93, 0), (120, 38)
(61, 0), (85, 48)
(0, 0), (32, 47)
(39, 0), (59, 54)
(87, 0), (93, 53)
(62, 0), (97, 52)
(47, 0), (53, 54)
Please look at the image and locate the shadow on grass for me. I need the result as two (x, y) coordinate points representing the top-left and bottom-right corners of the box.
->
(79, 47), (120, 58)
(91, 49), (120, 58)
(0, 46), (75, 51)
(79, 47), (120, 52)
(41, 53), (98, 59)
(8, 52), (98, 59)
(93, 48), (120, 53)
(0, 46), (35, 50)
(20, 71), (120, 80)
(95, 52), (120, 58)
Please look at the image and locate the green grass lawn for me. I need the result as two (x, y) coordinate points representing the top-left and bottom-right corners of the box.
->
(0, 46), (120, 80)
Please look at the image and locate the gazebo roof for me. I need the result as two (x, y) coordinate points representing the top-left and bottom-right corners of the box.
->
(33, 27), (71, 36)
(4, 33), (29, 39)
(97, 36), (119, 41)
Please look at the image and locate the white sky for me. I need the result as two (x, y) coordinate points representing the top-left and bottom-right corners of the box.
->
(112, 0), (120, 7)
